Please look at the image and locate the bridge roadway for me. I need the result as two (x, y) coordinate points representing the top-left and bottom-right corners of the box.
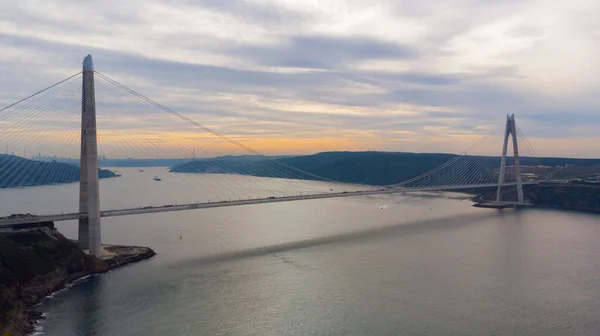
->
(0, 182), (539, 226)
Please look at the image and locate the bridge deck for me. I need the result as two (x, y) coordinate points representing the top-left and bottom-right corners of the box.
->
(0, 182), (537, 226)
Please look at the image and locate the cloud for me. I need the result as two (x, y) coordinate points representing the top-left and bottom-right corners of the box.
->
(231, 35), (416, 69)
(170, 0), (313, 27)
(0, 0), (599, 158)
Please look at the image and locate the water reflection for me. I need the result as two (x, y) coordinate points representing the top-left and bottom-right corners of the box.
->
(73, 277), (105, 336)
(494, 209), (528, 301)
(167, 211), (503, 269)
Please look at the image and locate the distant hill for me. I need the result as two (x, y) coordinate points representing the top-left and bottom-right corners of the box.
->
(171, 151), (457, 185)
(170, 151), (600, 186)
(192, 155), (294, 162)
(0, 155), (118, 188)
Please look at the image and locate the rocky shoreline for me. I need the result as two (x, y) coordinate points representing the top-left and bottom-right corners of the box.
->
(473, 184), (600, 213)
(0, 228), (156, 336)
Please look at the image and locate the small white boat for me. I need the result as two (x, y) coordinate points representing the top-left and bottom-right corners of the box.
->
(153, 176), (161, 181)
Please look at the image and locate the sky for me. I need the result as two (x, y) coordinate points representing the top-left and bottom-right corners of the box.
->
(1, 0), (599, 158)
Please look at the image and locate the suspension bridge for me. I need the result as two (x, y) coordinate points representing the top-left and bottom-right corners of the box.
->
(0, 55), (551, 256)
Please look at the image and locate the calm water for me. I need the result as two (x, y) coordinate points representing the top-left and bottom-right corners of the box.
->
(2, 168), (600, 335)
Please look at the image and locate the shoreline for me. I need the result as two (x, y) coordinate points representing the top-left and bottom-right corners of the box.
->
(520, 204), (600, 215)
(27, 244), (156, 335)
(0, 228), (156, 336)
(471, 198), (600, 214)
(467, 184), (600, 214)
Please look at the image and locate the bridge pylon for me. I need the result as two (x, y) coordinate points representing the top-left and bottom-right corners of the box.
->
(496, 113), (524, 203)
(78, 55), (102, 256)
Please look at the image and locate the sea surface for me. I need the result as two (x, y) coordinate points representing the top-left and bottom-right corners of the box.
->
(1, 167), (600, 335)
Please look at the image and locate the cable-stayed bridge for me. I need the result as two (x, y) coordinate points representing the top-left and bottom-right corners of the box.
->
(0, 55), (555, 255)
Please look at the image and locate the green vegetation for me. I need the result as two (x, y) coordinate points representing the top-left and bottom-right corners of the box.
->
(0, 229), (96, 334)
(171, 151), (600, 186)
(171, 152), (457, 185)
(0, 155), (118, 188)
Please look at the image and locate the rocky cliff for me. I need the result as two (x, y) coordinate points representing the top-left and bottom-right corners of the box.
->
(0, 228), (155, 335)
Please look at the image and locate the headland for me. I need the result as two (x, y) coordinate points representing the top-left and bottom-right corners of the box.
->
(0, 223), (155, 335)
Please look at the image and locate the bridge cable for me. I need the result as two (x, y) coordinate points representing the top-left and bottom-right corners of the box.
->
(0, 72), (82, 114)
(93, 71), (342, 185)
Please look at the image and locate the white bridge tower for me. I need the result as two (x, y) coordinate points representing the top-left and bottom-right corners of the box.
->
(496, 113), (524, 203)
(78, 55), (102, 256)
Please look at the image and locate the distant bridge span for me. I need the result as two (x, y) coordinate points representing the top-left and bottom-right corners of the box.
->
(0, 182), (539, 226)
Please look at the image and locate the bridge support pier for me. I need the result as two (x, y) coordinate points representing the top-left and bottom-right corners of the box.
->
(78, 54), (102, 256)
(496, 114), (524, 203)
